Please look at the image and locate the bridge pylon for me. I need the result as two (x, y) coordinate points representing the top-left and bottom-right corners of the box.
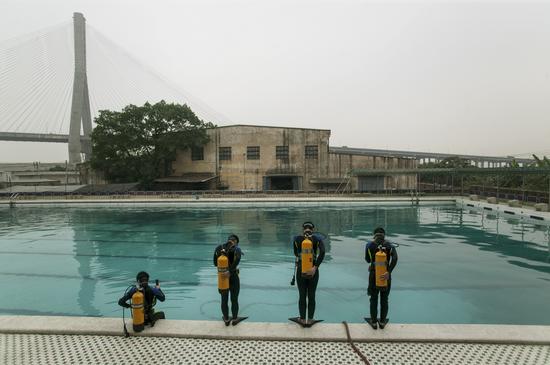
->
(68, 12), (92, 164)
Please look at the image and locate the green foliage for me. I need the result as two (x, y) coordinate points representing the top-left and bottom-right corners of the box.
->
(498, 155), (549, 190)
(419, 157), (473, 169)
(420, 155), (550, 192)
(533, 154), (550, 168)
(48, 165), (66, 171)
(420, 157), (481, 187)
(90, 101), (214, 185)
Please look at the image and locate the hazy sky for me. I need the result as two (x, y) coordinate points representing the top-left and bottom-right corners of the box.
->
(1, 0), (549, 162)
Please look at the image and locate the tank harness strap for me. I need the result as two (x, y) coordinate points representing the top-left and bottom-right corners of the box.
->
(385, 246), (392, 262)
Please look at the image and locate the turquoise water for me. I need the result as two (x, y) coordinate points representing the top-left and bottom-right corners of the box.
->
(0, 204), (549, 324)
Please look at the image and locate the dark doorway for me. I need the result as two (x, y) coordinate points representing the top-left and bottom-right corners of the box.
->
(265, 176), (300, 190)
(358, 176), (385, 192)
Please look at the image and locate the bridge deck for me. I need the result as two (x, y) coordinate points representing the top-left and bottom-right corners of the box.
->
(0, 132), (89, 143)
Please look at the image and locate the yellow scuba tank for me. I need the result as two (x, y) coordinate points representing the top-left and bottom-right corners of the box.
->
(374, 248), (388, 289)
(131, 289), (145, 332)
(301, 237), (313, 273)
(217, 252), (230, 290)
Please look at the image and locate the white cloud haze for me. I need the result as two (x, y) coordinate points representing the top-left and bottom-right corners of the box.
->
(0, 0), (549, 162)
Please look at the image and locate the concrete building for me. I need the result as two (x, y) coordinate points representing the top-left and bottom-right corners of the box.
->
(0, 163), (80, 189)
(167, 125), (416, 192)
(328, 148), (417, 192)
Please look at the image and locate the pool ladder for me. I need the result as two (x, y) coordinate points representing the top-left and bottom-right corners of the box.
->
(411, 190), (420, 205)
(9, 192), (19, 208)
(336, 173), (352, 194)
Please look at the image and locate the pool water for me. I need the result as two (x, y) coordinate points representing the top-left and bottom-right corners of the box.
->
(1, 204), (549, 324)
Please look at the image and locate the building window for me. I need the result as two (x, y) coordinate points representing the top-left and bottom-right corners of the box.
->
(247, 146), (260, 160)
(276, 145), (289, 160)
(191, 146), (204, 161)
(219, 147), (232, 161)
(305, 145), (318, 159)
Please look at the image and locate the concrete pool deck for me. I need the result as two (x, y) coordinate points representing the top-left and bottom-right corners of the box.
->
(0, 195), (454, 205)
(1, 316), (550, 345)
(1, 316), (549, 365)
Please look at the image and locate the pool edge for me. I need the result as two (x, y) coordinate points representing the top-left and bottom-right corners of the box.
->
(1, 316), (549, 345)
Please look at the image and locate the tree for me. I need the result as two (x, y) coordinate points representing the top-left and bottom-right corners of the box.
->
(419, 156), (473, 169)
(49, 165), (66, 171)
(90, 101), (214, 185)
(524, 154), (550, 191)
(419, 157), (477, 188)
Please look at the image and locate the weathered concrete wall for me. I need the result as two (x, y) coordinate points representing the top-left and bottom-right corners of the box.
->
(172, 125), (416, 191)
(173, 125), (331, 191)
(9, 171), (80, 185)
(328, 154), (416, 176)
(328, 153), (417, 191)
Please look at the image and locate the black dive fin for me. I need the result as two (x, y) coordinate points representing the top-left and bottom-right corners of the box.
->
(304, 319), (323, 328)
(364, 317), (378, 330)
(231, 317), (248, 326)
(223, 317), (231, 326)
(288, 317), (307, 328)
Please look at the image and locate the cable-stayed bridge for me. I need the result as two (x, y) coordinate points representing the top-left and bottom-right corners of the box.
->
(0, 13), (228, 163)
(0, 13), (536, 167)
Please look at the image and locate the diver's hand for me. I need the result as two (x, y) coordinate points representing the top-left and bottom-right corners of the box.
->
(222, 271), (231, 278)
(305, 266), (317, 277)
(122, 303), (131, 309)
(380, 272), (389, 281)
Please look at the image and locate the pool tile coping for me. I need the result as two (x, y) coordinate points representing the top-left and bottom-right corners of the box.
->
(1, 316), (549, 345)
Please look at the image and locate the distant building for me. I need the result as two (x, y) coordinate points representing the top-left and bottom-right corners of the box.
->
(165, 125), (417, 191)
(328, 147), (417, 192)
(0, 163), (80, 189)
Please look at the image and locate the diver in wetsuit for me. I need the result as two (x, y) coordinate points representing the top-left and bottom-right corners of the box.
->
(292, 221), (326, 326)
(213, 234), (245, 326)
(365, 227), (398, 329)
(118, 271), (166, 327)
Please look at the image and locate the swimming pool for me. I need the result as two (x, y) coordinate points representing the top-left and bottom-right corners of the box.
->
(1, 204), (549, 324)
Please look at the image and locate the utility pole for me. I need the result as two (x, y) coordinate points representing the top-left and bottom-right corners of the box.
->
(68, 12), (92, 164)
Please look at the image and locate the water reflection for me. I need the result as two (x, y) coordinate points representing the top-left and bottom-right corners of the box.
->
(1, 204), (549, 324)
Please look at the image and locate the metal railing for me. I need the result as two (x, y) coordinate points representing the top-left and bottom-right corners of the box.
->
(0, 189), (357, 200)
(468, 185), (549, 204)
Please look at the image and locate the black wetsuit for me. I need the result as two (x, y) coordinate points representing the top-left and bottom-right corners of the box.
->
(365, 240), (398, 322)
(293, 234), (325, 320)
(118, 285), (166, 324)
(213, 242), (242, 320)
